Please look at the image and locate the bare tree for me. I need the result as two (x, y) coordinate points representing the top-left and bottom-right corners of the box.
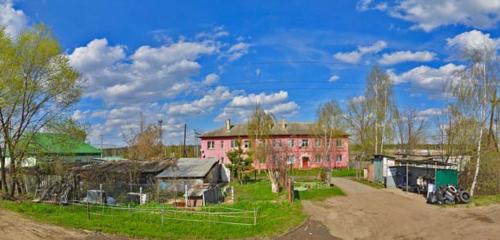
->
(365, 65), (395, 155)
(247, 106), (282, 192)
(448, 37), (499, 196)
(394, 108), (426, 154)
(313, 100), (346, 183)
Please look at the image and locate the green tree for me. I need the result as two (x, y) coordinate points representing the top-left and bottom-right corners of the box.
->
(226, 139), (252, 184)
(0, 25), (81, 196)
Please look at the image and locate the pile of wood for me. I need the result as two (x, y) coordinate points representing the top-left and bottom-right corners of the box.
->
(33, 173), (76, 204)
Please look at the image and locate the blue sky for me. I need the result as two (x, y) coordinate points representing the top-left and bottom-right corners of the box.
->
(1, 0), (499, 146)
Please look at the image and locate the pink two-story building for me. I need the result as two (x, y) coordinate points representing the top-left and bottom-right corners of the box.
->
(200, 119), (349, 169)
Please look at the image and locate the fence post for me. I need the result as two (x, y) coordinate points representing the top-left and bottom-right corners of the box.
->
(231, 187), (235, 203)
(161, 208), (164, 226)
(87, 201), (90, 220)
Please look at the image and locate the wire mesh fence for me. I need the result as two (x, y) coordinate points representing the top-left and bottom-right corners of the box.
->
(67, 202), (257, 226)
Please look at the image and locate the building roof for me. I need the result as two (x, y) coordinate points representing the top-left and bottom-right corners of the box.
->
(201, 121), (348, 138)
(31, 133), (101, 155)
(74, 159), (174, 174)
(156, 158), (219, 179)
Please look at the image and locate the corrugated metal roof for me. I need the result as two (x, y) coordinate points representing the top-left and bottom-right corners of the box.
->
(201, 122), (348, 138)
(156, 158), (218, 179)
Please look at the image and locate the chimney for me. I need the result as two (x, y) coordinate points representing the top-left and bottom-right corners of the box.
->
(281, 118), (287, 129)
(225, 119), (231, 131)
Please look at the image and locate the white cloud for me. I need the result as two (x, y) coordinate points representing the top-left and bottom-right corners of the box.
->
(418, 108), (447, 117)
(389, 63), (465, 96)
(166, 86), (234, 116)
(226, 42), (250, 61)
(69, 38), (218, 105)
(356, 0), (373, 11)
(334, 40), (387, 64)
(366, 0), (500, 31)
(446, 30), (499, 55)
(378, 51), (436, 65)
(328, 75), (340, 82)
(350, 95), (366, 103)
(0, 1), (27, 37)
(217, 91), (299, 121)
(203, 73), (219, 85)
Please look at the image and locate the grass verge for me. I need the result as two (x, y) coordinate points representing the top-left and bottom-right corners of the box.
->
(0, 180), (309, 240)
(469, 194), (500, 207)
(351, 178), (385, 189)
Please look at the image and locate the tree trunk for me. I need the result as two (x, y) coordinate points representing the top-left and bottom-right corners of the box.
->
(470, 126), (484, 197)
(269, 171), (279, 193)
(0, 155), (7, 193)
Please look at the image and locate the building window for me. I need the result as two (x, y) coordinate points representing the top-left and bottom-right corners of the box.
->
(244, 140), (250, 148)
(288, 155), (294, 164)
(231, 140), (236, 148)
(288, 139), (294, 147)
(301, 139), (309, 147)
(336, 154), (342, 162)
(315, 154), (321, 163)
(220, 140), (224, 148)
(336, 139), (343, 147)
(315, 139), (321, 147)
(326, 139), (331, 147)
(207, 141), (215, 149)
(326, 154), (331, 161)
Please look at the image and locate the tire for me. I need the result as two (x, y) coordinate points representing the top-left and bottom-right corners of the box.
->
(447, 185), (458, 194)
(458, 191), (471, 203)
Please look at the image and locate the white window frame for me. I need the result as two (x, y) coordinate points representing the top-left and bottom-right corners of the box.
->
(336, 154), (342, 162)
(315, 154), (321, 163)
(301, 139), (309, 147)
(207, 141), (215, 149)
(288, 139), (294, 147)
(336, 139), (343, 147)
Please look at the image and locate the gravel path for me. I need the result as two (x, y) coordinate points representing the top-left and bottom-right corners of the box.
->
(301, 177), (500, 240)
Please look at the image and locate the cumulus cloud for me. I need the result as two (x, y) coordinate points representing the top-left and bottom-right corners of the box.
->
(446, 30), (499, 55)
(69, 38), (218, 105)
(217, 91), (299, 121)
(418, 107), (448, 117)
(378, 50), (436, 65)
(334, 41), (387, 64)
(388, 63), (465, 97)
(166, 86), (234, 116)
(328, 75), (340, 82)
(362, 0), (500, 31)
(0, 1), (27, 37)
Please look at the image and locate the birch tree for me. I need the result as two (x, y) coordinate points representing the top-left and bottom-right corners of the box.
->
(365, 65), (395, 155)
(247, 106), (282, 192)
(394, 108), (426, 154)
(448, 36), (498, 196)
(313, 100), (346, 183)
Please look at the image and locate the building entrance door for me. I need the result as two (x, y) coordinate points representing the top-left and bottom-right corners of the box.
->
(302, 157), (309, 168)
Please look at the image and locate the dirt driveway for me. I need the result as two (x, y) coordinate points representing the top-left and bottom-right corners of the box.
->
(0, 208), (128, 240)
(301, 177), (500, 240)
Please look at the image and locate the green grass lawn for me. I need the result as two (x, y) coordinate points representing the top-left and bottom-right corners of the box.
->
(0, 180), (314, 240)
(469, 194), (500, 206)
(0, 171), (348, 239)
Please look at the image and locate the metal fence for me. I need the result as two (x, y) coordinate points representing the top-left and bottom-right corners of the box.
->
(68, 202), (257, 226)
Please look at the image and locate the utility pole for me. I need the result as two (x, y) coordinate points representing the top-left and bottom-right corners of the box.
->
(183, 123), (187, 157)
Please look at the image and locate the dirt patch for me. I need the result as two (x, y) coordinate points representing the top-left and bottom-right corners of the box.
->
(276, 219), (339, 240)
(0, 208), (128, 240)
(301, 177), (500, 240)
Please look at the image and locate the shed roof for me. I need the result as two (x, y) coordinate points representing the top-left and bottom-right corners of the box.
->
(201, 122), (348, 138)
(156, 158), (219, 179)
(31, 133), (101, 155)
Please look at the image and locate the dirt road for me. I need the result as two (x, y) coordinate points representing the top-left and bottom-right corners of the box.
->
(302, 177), (500, 240)
(0, 208), (127, 240)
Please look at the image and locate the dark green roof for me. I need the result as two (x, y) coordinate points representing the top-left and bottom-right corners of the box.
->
(30, 133), (101, 155)
(201, 122), (349, 138)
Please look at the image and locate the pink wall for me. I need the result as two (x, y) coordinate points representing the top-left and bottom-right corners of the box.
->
(200, 135), (349, 169)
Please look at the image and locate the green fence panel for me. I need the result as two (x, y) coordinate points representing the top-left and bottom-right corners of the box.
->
(435, 169), (458, 188)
